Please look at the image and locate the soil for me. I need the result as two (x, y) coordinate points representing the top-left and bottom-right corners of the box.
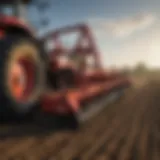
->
(0, 78), (160, 160)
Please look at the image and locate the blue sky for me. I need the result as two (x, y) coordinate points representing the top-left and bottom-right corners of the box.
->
(28, 0), (160, 68)
(29, 0), (159, 29)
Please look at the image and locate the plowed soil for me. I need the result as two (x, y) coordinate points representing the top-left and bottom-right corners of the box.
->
(0, 78), (160, 160)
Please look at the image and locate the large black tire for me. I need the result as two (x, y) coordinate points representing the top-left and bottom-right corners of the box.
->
(0, 36), (45, 120)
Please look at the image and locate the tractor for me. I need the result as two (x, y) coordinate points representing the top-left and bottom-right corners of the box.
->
(0, 0), (131, 128)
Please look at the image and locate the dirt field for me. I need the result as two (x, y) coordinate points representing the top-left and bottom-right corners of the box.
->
(0, 77), (160, 160)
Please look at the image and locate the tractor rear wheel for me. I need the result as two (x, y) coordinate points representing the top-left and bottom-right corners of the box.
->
(0, 36), (45, 120)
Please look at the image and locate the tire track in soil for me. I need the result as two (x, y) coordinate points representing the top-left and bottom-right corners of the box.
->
(149, 84), (160, 160)
(80, 84), (153, 160)
(2, 132), (71, 160)
(85, 82), (155, 160)
(19, 107), (115, 160)
(46, 89), (138, 160)
(105, 83), (158, 160)
(151, 124), (160, 160)
(93, 109), (135, 160)
(93, 89), (146, 159)
(2, 89), (135, 160)
(18, 90), (133, 159)
(24, 101), (127, 159)
(47, 88), (142, 160)
(136, 85), (160, 160)
(1, 81), (159, 160)
(116, 92), (151, 160)
(79, 96), (137, 160)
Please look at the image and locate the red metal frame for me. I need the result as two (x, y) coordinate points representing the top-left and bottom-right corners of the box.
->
(43, 23), (101, 69)
(41, 77), (131, 114)
(41, 24), (131, 115)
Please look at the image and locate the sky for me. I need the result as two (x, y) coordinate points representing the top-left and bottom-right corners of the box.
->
(28, 0), (160, 69)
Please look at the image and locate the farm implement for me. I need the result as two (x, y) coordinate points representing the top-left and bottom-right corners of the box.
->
(0, 0), (131, 128)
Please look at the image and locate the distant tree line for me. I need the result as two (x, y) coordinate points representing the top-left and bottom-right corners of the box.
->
(121, 62), (149, 75)
(133, 62), (149, 74)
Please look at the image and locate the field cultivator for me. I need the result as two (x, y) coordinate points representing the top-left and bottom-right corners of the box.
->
(40, 24), (131, 128)
(0, 0), (131, 128)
